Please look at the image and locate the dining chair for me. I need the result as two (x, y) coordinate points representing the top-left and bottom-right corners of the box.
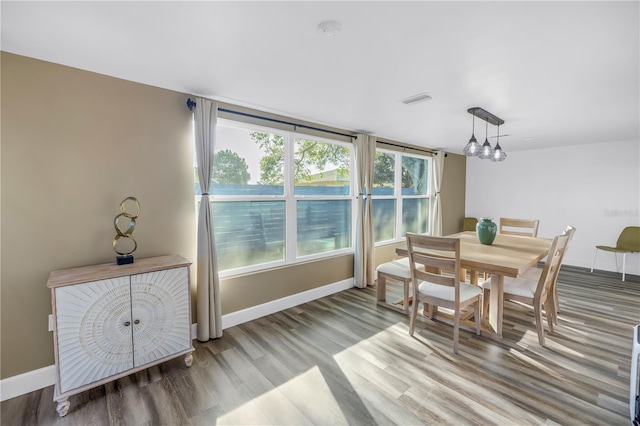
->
(482, 232), (570, 346)
(406, 233), (482, 354)
(462, 217), (478, 232)
(590, 226), (640, 282)
(499, 218), (540, 237)
(522, 225), (576, 324)
(376, 258), (413, 315)
(553, 225), (575, 321)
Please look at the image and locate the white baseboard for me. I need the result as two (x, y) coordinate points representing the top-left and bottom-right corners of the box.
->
(0, 279), (354, 402)
(0, 365), (57, 402)
(220, 278), (354, 330)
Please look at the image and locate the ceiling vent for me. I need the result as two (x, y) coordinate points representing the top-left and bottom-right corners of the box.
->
(401, 93), (432, 105)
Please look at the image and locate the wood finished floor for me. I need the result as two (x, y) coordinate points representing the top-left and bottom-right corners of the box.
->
(2, 266), (639, 425)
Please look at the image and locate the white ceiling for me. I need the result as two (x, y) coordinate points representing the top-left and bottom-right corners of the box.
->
(2, 1), (639, 154)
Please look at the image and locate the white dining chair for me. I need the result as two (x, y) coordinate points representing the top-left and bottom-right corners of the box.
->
(482, 232), (570, 346)
(522, 225), (576, 324)
(406, 233), (482, 354)
(376, 258), (413, 314)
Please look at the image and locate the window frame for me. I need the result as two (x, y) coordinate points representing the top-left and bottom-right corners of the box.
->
(197, 119), (355, 278)
(372, 147), (432, 246)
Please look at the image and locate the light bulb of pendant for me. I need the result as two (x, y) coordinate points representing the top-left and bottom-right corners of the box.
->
(478, 120), (493, 159)
(490, 124), (507, 162)
(463, 113), (480, 156)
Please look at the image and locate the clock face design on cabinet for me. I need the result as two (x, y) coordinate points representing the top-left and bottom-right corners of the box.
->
(54, 267), (191, 394)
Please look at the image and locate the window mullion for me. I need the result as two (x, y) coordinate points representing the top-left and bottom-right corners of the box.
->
(395, 153), (403, 240)
(285, 132), (297, 261)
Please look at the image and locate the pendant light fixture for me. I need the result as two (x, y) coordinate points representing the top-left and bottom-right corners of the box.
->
(490, 124), (507, 162)
(462, 113), (480, 156)
(478, 119), (494, 160)
(464, 107), (506, 162)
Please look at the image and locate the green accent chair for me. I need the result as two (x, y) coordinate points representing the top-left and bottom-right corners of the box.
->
(462, 217), (478, 232)
(590, 226), (640, 281)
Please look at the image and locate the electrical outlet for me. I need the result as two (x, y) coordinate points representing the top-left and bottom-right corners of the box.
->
(48, 314), (54, 332)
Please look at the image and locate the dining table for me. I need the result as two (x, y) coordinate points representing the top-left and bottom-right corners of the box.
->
(395, 231), (552, 338)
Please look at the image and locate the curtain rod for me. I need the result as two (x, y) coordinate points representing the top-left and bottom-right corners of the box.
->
(187, 98), (444, 155)
(376, 140), (446, 156)
(187, 98), (356, 139)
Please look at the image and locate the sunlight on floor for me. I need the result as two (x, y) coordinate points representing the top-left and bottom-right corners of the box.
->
(219, 366), (348, 425)
(508, 347), (564, 379)
(512, 328), (586, 358)
(544, 339), (586, 358)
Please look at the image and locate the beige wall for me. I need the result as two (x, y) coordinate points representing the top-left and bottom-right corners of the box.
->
(441, 153), (467, 236)
(221, 255), (354, 314)
(0, 52), (466, 380)
(1, 53), (197, 378)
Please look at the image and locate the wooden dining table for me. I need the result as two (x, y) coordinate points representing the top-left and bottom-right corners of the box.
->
(395, 231), (552, 338)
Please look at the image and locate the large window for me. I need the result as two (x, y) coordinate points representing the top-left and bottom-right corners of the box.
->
(372, 149), (431, 244)
(196, 120), (353, 275)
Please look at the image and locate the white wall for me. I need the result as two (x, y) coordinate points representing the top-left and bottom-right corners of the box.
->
(466, 139), (640, 276)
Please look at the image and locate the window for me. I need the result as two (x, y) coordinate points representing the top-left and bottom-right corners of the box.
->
(372, 149), (431, 244)
(196, 120), (353, 275)
(294, 137), (352, 257)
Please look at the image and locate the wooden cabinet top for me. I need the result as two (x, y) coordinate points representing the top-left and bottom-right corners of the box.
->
(47, 255), (192, 288)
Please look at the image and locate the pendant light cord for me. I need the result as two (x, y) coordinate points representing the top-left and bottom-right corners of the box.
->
(471, 113), (475, 137)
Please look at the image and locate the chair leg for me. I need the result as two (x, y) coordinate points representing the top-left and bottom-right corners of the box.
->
(474, 300), (481, 336)
(622, 252), (627, 282)
(544, 294), (555, 333)
(403, 278), (410, 314)
(376, 274), (386, 303)
(453, 311), (460, 354)
(552, 280), (559, 324)
(409, 297), (419, 336)
(459, 268), (467, 282)
(590, 248), (598, 273)
(482, 288), (490, 320)
(547, 280), (559, 325)
(534, 301), (545, 346)
(424, 303), (437, 319)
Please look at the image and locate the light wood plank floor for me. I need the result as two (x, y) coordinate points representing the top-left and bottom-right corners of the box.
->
(3, 266), (639, 425)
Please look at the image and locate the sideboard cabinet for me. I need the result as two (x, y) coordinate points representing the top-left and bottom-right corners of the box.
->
(47, 255), (194, 417)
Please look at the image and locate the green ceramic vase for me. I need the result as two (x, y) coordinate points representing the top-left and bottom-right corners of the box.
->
(476, 217), (497, 245)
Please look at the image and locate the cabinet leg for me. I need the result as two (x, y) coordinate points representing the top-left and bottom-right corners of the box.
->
(184, 353), (193, 367)
(56, 399), (70, 417)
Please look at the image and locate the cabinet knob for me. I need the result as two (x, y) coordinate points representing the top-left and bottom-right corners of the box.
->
(124, 321), (131, 327)
(134, 319), (140, 325)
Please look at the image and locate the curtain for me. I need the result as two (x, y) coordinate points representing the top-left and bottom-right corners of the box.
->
(354, 134), (376, 288)
(194, 98), (223, 341)
(431, 150), (445, 237)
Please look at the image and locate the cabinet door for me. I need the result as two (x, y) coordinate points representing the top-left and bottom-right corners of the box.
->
(54, 276), (133, 394)
(130, 267), (191, 367)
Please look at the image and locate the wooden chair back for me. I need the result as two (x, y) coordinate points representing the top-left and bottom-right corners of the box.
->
(406, 232), (482, 354)
(499, 218), (540, 237)
(563, 225), (576, 241)
(534, 233), (570, 302)
(547, 225), (576, 323)
(406, 233), (460, 295)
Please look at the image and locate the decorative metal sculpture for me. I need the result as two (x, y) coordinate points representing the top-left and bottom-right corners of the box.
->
(113, 197), (140, 265)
